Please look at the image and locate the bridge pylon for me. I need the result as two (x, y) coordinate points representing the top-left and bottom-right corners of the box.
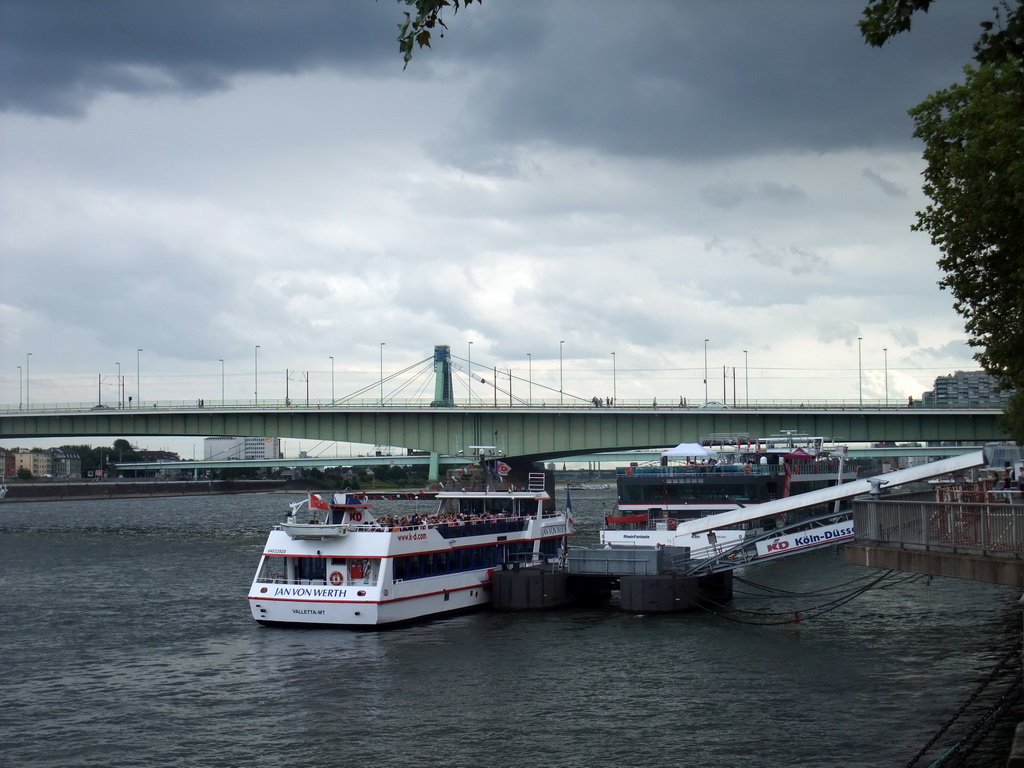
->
(430, 344), (455, 407)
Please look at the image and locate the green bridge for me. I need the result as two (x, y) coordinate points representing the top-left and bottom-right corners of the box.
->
(0, 403), (1008, 463)
(2, 345), (1010, 469)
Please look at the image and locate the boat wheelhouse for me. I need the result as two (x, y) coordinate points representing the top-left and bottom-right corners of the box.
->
(248, 489), (573, 628)
(605, 433), (854, 547)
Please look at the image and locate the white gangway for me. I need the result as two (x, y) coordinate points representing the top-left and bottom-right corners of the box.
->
(673, 450), (986, 537)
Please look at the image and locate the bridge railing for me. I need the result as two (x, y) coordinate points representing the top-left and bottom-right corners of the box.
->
(853, 497), (1024, 555)
(0, 398), (1009, 414)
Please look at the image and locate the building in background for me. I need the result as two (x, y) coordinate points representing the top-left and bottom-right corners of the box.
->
(0, 448), (15, 478)
(47, 448), (81, 478)
(12, 449), (51, 477)
(920, 370), (1013, 407)
(203, 437), (282, 460)
(7, 448), (82, 478)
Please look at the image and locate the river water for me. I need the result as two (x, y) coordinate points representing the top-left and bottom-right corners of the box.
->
(1, 489), (1020, 767)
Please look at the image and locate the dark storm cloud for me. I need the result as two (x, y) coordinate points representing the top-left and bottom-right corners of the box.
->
(0, 0), (401, 116)
(448, 1), (983, 162)
(2, 0), (983, 158)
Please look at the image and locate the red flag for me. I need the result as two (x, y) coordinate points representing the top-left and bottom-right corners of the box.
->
(309, 493), (329, 510)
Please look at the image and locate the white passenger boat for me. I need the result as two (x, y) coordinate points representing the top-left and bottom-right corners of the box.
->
(0, 483), (7, 500)
(248, 489), (573, 628)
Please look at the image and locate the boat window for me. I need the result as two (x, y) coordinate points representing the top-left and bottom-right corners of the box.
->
(361, 559), (380, 585)
(433, 551), (449, 573)
(390, 538), (557, 581)
(618, 482), (774, 504)
(294, 557), (327, 584)
(257, 556), (286, 583)
(420, 554), (434, 577)
(493, 498), (516, 516)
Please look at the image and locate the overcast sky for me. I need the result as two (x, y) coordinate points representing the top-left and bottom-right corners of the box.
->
(0, 1), (988, 454)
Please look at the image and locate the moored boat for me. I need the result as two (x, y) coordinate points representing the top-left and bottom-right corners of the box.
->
(248, 488), (573, 628)
(603, 433), (853, 549)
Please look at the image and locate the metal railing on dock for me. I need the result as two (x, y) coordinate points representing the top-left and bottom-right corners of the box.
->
(853, 497), (1024, 555)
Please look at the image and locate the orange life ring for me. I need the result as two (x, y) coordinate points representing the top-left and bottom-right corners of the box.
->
(743, 464), (752, 474)
(329, 571), (343, 586)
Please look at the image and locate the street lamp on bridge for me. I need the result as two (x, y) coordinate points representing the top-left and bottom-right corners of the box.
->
(254, 345), (260, 405)
(26, 352), (32, 409)
(883, 347), (888, 407)
(17, 365), (22, 410)
(380, 342), (386, 405)
(329, 356), (334, 403)
(137, 349), (142, 407)
(116, 362), (121, 408)
(611, 351), (616, 405)
(857, 336), (863, 407)
(743, 350), (748, 407)
(559, 340), (564, 406)
(527, 353), (532, 405)
(467, 341), (472, 405)
(703, 339), (708, 404)
(219, 359), (225, 403)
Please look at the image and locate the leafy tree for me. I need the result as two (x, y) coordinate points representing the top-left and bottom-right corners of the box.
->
(860, 1), (1024, 64)
(16, 467), (32, 480)
(395, 0), (479, 66)
(861, 2), (1024, 442)
(61, 441), (142, 473)
(909, 60), (1024, 388)
(1000, 391), (1024, 439)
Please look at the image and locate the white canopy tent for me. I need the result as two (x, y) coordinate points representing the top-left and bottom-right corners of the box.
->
(660, 442), (714, 458)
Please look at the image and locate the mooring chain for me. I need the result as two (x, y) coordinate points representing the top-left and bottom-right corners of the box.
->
(949, 675), (1024, 766)
(905, 641), (1023, 768)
